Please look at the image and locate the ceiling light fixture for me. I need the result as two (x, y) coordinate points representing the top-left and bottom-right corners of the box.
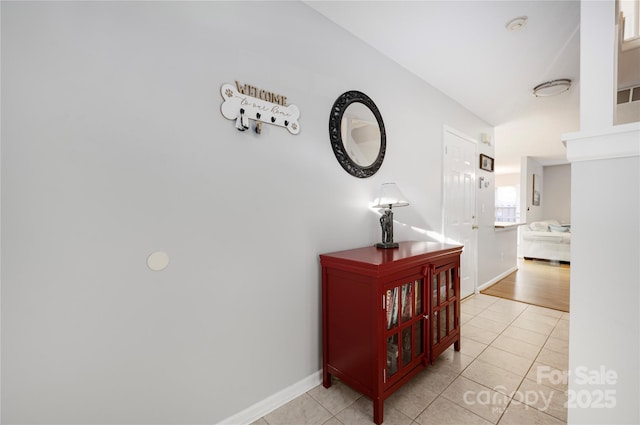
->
(532, 79), (572, 97)
(506, 16), (527, 32)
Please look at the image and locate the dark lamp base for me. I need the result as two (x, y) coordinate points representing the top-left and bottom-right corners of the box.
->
(376, 242), (399, 249)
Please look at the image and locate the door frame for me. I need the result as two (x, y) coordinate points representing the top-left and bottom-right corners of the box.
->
(441, 125), (478, 297)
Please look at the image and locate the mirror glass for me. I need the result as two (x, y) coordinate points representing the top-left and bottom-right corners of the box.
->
(329, 91), (386, 178)
(340, 102), (381, 167)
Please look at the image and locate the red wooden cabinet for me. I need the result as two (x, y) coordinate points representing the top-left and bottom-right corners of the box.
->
(320, 241), (463, 424)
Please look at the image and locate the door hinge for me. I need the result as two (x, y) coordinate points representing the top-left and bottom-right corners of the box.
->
(383, 368), (387, 384)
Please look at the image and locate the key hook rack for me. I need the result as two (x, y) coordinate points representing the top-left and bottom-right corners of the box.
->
(220, 83), (300, 135)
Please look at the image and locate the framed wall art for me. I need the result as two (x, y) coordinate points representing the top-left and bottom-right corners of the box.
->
(532, 173), (541, 206)
(479, 154), (494, 172)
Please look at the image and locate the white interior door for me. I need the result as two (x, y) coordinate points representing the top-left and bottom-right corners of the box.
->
(443, 127), (477, 299)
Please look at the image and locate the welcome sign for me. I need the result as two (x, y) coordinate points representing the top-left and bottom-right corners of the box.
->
(220, 82), (300, 134)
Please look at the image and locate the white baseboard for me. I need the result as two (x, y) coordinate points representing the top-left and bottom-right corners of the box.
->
(217, 370), (322, 425)
(478, 266), (518, 292)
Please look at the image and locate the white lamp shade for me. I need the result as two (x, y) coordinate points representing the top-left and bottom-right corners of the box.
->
(372, 183), (410, 208)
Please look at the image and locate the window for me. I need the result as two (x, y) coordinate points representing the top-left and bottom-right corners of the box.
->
(621, 0), (640, 49)
(495, 185), (520, 223)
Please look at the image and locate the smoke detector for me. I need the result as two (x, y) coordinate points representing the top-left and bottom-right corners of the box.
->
(506, 16), (528, 32)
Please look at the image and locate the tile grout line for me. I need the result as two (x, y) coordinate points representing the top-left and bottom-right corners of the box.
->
(271, 295), (568, 425)
(469, 297), (532, 424)
(433, 297), (518, 423)
(492, 303), (568, 424)
(459, 296), (569, 424)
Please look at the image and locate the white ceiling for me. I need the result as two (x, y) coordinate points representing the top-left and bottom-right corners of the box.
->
(306, 0), (582, 174)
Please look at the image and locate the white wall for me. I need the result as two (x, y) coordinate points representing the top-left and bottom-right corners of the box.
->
(476, 156), (518, 297)
(495, 173), (520, 187)
(477, 227), (518, 290)
(1, 2), (495, 424)
(616, 100), (640, 125)
(498, 164), (570, 225)
(616, 7), (640, 125)
(542, 164), (571, 224)
(618, 40), (640, 89)
(520, 156), (545, 223)
(476, 136), (514, 289)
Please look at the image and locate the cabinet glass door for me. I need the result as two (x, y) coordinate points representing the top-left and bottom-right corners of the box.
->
(431, 262), (459, 355)
(385, 279), (425, 382)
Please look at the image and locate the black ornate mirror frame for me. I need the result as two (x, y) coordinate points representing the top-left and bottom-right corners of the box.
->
(329, 91), (386, 178)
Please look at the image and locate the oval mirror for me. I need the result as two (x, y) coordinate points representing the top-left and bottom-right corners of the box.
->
(329, 91), (386, 178)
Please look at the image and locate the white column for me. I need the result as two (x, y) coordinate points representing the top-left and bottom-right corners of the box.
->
(579, 0), (616, 130)
(563, 2), (640, 424)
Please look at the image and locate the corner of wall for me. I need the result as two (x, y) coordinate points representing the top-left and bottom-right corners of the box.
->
(520, 157), (544, 223)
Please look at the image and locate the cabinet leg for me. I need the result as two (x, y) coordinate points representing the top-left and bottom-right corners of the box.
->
(322, 370), (332, 388)
(373, 399), (383, 425)
(454, 338), (461, 352)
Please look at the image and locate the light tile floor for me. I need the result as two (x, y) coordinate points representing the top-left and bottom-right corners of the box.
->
(252, 294), (569, 425)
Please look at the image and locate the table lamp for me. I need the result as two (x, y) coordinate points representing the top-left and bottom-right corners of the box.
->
(372, 183), (409, 248)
